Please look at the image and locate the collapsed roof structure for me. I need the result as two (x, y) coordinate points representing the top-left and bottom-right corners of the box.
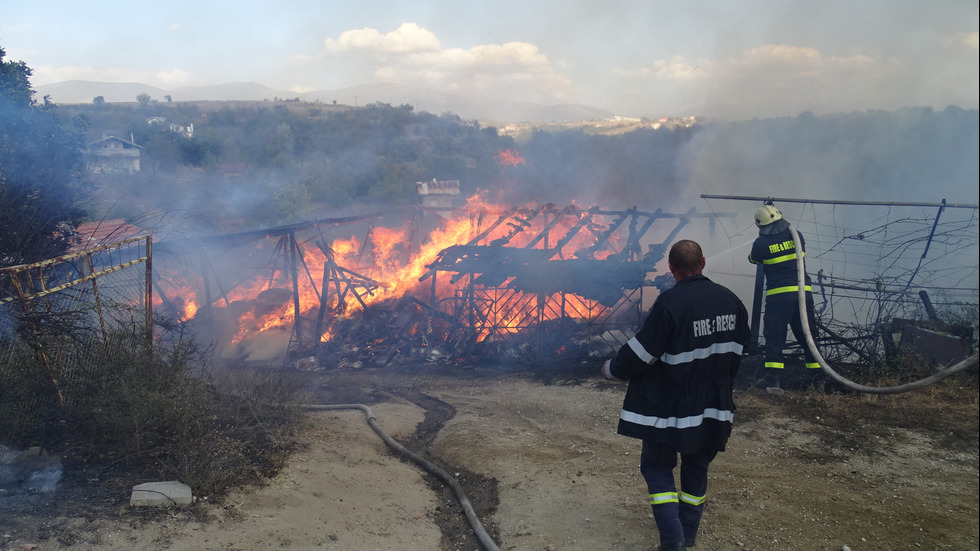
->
(152, 203), (733, 367)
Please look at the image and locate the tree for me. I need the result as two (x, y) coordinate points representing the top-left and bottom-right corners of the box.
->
(1, 45), (91, 266)
(136, 93), (152, 110)
(0, 47), (32, 108)
(92, 95), (105, 108)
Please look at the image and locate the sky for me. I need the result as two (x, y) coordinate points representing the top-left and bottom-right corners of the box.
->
(2, 1), (978, 119)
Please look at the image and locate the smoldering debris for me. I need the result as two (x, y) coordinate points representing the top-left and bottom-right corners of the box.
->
(0, 446), (63, 496)
(291, 295), (630, 369)
(155, 202), (711, 370)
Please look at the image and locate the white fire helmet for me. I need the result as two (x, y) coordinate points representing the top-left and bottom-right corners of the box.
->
(754, 205), (783, 226)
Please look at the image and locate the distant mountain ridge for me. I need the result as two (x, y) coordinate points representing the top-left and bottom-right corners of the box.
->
(36, 80), (615, 123)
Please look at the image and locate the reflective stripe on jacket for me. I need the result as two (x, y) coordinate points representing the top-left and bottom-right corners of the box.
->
(609, 274), (750, 454)
(749, 228), (813, 300)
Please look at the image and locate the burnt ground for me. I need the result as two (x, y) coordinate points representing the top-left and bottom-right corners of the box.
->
(1, 357), (978, 551)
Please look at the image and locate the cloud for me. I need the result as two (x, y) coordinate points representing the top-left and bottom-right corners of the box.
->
(613, 42), (965, 118)
(703, 46), (892, 117)
(945, 30), (979, 50)
(967, 31), (980, 50)
(325, 22), (441, 54)
(631, 45), (879, 82)
(319, 22), (573, 104)
(737, 44), (824, 68)
(726, 45), (877, 77)
(616, 56), (704, 80)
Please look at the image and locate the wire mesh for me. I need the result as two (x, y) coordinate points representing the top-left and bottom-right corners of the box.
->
(703, 197), (979, 368)
(0, 236), (151, 428)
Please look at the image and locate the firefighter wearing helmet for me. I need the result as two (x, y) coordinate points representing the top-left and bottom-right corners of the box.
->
(748, 203), (824, 393)
(754, 204), (783, 227)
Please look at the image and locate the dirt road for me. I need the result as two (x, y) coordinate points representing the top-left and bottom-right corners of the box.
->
(1, 365), (977, 550)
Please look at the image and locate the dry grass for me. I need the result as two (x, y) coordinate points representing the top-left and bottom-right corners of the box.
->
(737, 375), (979, 457)
(1, 323), (303, 499)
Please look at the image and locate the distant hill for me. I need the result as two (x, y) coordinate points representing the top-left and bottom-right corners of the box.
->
(36, 80), (614, 123)
(36, 80), (287, 104)
(297, 82), (614, 123)
(38, 80), (173, 103)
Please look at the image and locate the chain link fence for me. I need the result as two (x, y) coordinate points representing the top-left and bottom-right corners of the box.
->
(1, 234), (152, 438)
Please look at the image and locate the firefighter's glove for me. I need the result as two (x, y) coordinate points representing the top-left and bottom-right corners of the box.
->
(601, 359), (613, 380)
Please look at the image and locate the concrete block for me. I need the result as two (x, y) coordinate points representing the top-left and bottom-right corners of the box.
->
(130, 480), (193, 507)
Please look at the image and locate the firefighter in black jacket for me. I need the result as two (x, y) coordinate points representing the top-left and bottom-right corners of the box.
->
(602, 239), (749, 551)
(748, 204), (823, 393)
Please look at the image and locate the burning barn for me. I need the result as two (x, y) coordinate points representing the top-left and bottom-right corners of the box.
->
(152, 198), (732, 368)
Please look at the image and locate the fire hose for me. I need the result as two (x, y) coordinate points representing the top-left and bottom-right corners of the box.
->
(303, 404), (502, 551)
(787, 225), (978, 393)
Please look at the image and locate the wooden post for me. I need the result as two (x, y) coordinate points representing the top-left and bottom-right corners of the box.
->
(288, 231), (302, 345)
(87, 251), (108, 342)
(145, 231), (154, 354)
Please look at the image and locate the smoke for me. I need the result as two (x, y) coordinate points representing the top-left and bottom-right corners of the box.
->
(84, 101), (978, 365)
(678, 107), (980, 206)
(0, 445), (63, 495)
(482, 107), (979, 311)
(671, 107), (979, 304)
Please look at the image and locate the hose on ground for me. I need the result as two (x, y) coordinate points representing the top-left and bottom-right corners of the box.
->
(787, 225), (977, 394)
(304, 404), (502, 551)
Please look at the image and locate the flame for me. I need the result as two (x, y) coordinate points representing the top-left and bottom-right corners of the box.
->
(330, 236), (360, 259)
(152, 282), (201, 320)
(496, 149), (526, 167)
(370, 226), (407, 268)
(183, 299), (199, 319)
(167, 194), (630, 348)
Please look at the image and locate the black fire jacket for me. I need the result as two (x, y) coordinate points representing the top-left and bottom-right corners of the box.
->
(748, 221), (813, 302)
(609, 274), (749, 454)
